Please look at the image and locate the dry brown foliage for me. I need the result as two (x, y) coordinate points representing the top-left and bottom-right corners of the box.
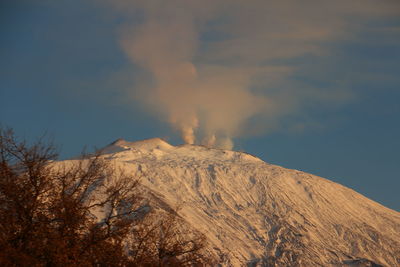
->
(0, 128), (212, 266)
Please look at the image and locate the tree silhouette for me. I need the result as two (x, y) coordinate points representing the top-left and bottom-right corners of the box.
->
(0, 128), (211, 266)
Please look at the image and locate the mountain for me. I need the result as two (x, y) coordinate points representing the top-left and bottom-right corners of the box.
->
(73, 138), (400, 266)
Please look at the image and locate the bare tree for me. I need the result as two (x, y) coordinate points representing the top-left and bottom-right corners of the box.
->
(129, 209), (212, 266)
(0, 128), (212, 266)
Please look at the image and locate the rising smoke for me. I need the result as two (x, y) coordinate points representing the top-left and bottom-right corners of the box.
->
(110, 0), (399, 149)
(118, 2), (269, 149)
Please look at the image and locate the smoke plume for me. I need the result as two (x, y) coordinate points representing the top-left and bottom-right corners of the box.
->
(118, 3), (269, 149)
(110, 0), (399, 149)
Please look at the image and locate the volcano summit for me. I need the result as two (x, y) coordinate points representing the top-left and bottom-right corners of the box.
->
(71, 138), (400, 266)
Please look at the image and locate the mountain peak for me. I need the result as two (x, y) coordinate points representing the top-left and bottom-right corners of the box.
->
(63, 138), (400, 266)
(99, 138), (263, 165)
(115, 138), (172, 150)
(101, 138), (173, 154)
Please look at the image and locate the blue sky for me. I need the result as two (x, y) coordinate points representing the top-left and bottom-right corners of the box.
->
(1, 0), (399, 210)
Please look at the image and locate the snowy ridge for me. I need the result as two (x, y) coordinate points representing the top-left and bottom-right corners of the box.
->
(100, 138), (261, 164)
(76, 139), (400, 266)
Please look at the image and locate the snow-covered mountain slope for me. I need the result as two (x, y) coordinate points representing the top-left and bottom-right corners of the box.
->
(84, 138), (400, 266)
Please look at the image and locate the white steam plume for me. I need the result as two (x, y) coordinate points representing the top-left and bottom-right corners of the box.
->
(109, 0), (400, 149)
(119, 3), (268, 149)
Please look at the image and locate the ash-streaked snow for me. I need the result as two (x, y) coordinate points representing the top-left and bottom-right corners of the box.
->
(73, 138), (400, 266)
